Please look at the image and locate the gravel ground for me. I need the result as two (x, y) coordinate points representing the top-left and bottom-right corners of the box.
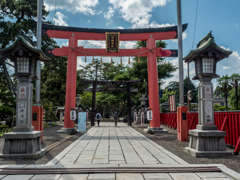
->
(132, 123), (240, 174)
(0, 123), (91, 165)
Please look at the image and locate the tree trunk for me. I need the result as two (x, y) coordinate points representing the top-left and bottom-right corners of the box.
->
(225, 92), (228, 111)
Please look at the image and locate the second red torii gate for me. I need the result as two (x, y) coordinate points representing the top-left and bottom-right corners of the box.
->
(42, 23), (188, 131)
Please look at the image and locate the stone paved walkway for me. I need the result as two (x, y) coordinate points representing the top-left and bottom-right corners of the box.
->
(0, 122), (239, 180)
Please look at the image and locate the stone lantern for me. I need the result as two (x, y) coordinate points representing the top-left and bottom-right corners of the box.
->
(183, 31), (232, 157)
(139, 94), (148, 106)
(0, 31), (49, 158)
(76, 94), (82, 108)
(132, 106), (138, 124)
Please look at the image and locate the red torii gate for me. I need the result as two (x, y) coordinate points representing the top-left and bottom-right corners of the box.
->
(42, 23), (188, 131)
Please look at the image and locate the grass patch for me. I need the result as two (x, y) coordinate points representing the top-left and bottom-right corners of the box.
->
(0, 125), (9, 128)
(0, 127), (13, 137)
(44, 122), (59, 128)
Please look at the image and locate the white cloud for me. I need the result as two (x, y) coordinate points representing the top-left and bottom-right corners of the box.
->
(104, 6), (114, 20)
(162, 57), (197, 88)
(120, 41), (136, 49)
(171, 32), (187, 42)
(116, 26), (124, 29)
(78, 40), (106, 48)
(62, 41), (69, 47)
(44, 0), (99, 15)
(223, 66), (230, 69)
(77, 57), (88, 70)
(109, 0), (171, 28)
(148, 22), (187, 42)
(149, 21), (175, 28)
(53, 12), (68, 26)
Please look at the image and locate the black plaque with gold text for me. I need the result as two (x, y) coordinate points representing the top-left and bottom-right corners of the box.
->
(106, 32), (120, 52)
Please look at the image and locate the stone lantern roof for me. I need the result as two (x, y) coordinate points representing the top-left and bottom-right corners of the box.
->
(183, 31), (232, 62)
(0, 30), (49, 61)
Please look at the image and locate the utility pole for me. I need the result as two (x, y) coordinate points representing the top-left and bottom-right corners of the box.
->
(188, 62), (190, 111)
(177, 0), (184, 106)
(35, 0), (42, 104)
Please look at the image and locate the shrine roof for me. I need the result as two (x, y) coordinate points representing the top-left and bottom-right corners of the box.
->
(183, 31), (232, 62)
(0, 31), (49, 61)
(42, 23), (188, 39)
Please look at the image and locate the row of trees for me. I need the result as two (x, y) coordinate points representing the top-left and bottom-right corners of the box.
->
(214, 73), (240, 111)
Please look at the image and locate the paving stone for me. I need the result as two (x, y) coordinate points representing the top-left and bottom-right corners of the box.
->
(92, 159), (108, 164)
(109, 160), (126, 164)
(143, 173), (172, 179)
(30, 174), (61, 180)
(116, 173), (144, 180)
(196, 172), (227, 178)
(169, 173), (201, 180)
(93, 155), (108, 159)
(109, 151), (123, 155)
(0, 175), (7, 179)
(59, 174), (88, 180)
(109, 155), (125, 161)
(57, 161), (74, 165)
(81, 151), (95, 155)
(158, 158), (178, 164)
(77, 155), (94, 160)
(2, 175), (33, 180)
(201, 178), (231, 180)
(88, 173), (115, 180)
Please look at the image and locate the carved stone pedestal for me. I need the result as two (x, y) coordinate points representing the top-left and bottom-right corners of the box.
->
(0, 131), (46, 159)
(185, 127), (231, 158)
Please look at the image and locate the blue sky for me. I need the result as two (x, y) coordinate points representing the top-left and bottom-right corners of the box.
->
(9, 0), (240, 89)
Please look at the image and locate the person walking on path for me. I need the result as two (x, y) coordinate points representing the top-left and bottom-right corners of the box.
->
(114, 111), (118, 127)
(95, 112), (102, 127)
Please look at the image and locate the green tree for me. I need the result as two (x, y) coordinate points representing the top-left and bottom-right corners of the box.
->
(0, 72), (16, 126)
(161, 89), (175, 103)
(0, 0), (49, 48)
(229, 73), (240, 110)
(41, 98), (58, 122)
(164, 77), (197, 103)
(214, 104), (226, 111)
(217, 75), (232, 111)
(128, 40), (177, 105)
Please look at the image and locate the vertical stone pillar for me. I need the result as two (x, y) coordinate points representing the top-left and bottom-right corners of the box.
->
(145, 37), (167, 133)
(60, 36), (77, 132)
(14, 77), (34, 132)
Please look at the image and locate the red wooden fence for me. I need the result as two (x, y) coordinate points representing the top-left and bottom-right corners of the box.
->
(160, 111), (240, 154)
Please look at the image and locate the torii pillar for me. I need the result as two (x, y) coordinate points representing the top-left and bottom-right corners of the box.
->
(145, 37), (167, 133)
(57, 35), (77, 133)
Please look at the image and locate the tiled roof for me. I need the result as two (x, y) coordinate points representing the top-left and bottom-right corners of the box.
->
(0, 30), (49, 61)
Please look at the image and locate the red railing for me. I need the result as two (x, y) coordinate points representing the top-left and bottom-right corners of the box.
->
(160, 111), (240, 153)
